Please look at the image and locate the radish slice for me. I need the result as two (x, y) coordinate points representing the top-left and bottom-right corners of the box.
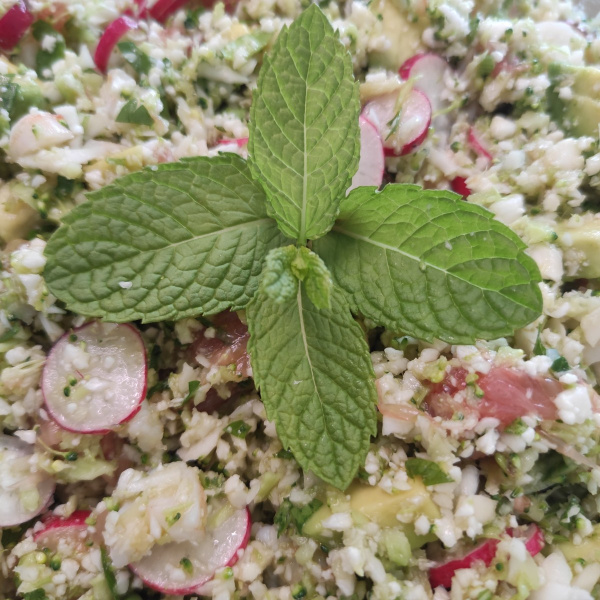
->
(347, 116), (384, 193)
(450, 176), (471, 198)
(0, 435), (55, 527)
(131, 507), (251, 595)
(467, 127), (493, 163)
(399, 53), (449, 113)
(219, 137), (249, 148)
(42, 322), (147, 434)
(429, 538), (499, 589)
(34, 510), (94, 551)
(94, 16), (138, 73)
(0, 0), (33, 51)
(508, 525), (545, 556)
(363, 89), (431, 157)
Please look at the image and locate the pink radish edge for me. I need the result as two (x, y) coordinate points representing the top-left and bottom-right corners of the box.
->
(41, 322), (147, 435)
(94, 16), (138, 73)
(467, 127), (493, 162)
(0, 0), (33, 51)
(450, 176), (471, 198)
(34, 510), (91, 542)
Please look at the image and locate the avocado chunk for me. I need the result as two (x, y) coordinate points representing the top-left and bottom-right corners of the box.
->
(367, 0), (424, 71)
(555, 217), (600, 279)
(556, 524), (600, 564)
(547, 64), (600, 136)
(303, 478), (440, 548)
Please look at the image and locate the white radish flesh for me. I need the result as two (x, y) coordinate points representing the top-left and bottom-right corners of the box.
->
(347, 116), (384, 192)
(0, 435), (55, 527)
(399, 53), (449, 113)
(130, 506), (251, 595)
(34, 510), (95, 551)
(42, 322), (147, 434)
(363, 89), (431, 157)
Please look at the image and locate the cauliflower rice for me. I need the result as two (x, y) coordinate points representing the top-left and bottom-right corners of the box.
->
(2, 0), (600, 599)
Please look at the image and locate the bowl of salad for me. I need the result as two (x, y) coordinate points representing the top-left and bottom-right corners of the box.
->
(2, 0), (600, 598)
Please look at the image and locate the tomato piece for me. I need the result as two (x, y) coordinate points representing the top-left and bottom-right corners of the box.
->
(425, 367), (562, 426)
(477, 367), (560, 425)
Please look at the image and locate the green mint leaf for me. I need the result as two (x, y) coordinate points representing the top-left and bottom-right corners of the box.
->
(313, 185), (542, 344)
(405, 458), (454, 486)
(182, 380), (201, 406)
(533, 326), (546, 356)
(221, 31), (272, 63)
(117, 41), (152, 74)
(44, 154), (287, 322)
(247, 283), (377, 489)
(32, 21), (66, 80)
(248, 4), (360, 243)
(261, 246), (299, 304)
(116, 99), (154, 126)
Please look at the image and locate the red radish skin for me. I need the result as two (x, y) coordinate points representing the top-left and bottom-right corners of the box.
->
(149, 0), (189, 22)
(429, 538), (500, 589)
(450, 176), (471, 198)
(430, 525), (544, 589)
(399, 53), (449, 113)
(219, 137), (249, 148)
(0, 435), (55, 527)
(94, 16), (138, 73)
(467, 127), (493, 163)
(348, 116), (384, 192)
(34, 510), (90, 543)
(42, 322), (147, 434)
(0, 0), (33, 51)
(130, 506), (251, 595)
(363, 89), (431, 157)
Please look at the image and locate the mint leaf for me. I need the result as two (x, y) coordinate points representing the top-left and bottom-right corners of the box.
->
(314, 185), (542, 344)
(44, 154), (287, 322)
(405, 458), (453, 486)
(247, 284), (377, 489)
(248, 4), (360, 243)
(274, 498), (323, 536)
(116, 99), (154, 126)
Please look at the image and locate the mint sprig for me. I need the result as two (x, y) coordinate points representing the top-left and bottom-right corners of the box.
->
(43, 5), (542, 489)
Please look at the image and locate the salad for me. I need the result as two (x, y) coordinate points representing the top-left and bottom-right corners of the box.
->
(2, 0), (600, 599)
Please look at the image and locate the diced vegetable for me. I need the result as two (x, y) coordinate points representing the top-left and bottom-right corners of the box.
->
(94, 16), (138, 73)
(0, 1), (33, 51)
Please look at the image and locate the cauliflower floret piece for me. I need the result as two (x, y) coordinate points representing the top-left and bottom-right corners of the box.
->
(103, 462), (207, 568)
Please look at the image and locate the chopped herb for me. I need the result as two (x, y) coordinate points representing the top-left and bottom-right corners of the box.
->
(551, 356), (570, 372)
(225, 420), (252, 438)
(65, 451), (78, 461)
(274, 498), (323, 536)
(116, 99), (154, 127)
(405, 458), (454, 486)
(117, 41), (152, 75)
(180, 557), (193, 574)
(275, 449), (294, 460)
(146, 379), (169, 398)
(182, 380), (201, 405)
(100, 549), (119, 600)
(24, 590), (48, 600)
(477, 54), (495, 79)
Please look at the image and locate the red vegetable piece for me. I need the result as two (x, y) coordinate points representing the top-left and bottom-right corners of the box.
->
(429, 538), (500, 589)
(94, 15), (138, 73)
(467, 127), (493, 163)
(450, 176), (471, 198)
(0, 1), (33, 51)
